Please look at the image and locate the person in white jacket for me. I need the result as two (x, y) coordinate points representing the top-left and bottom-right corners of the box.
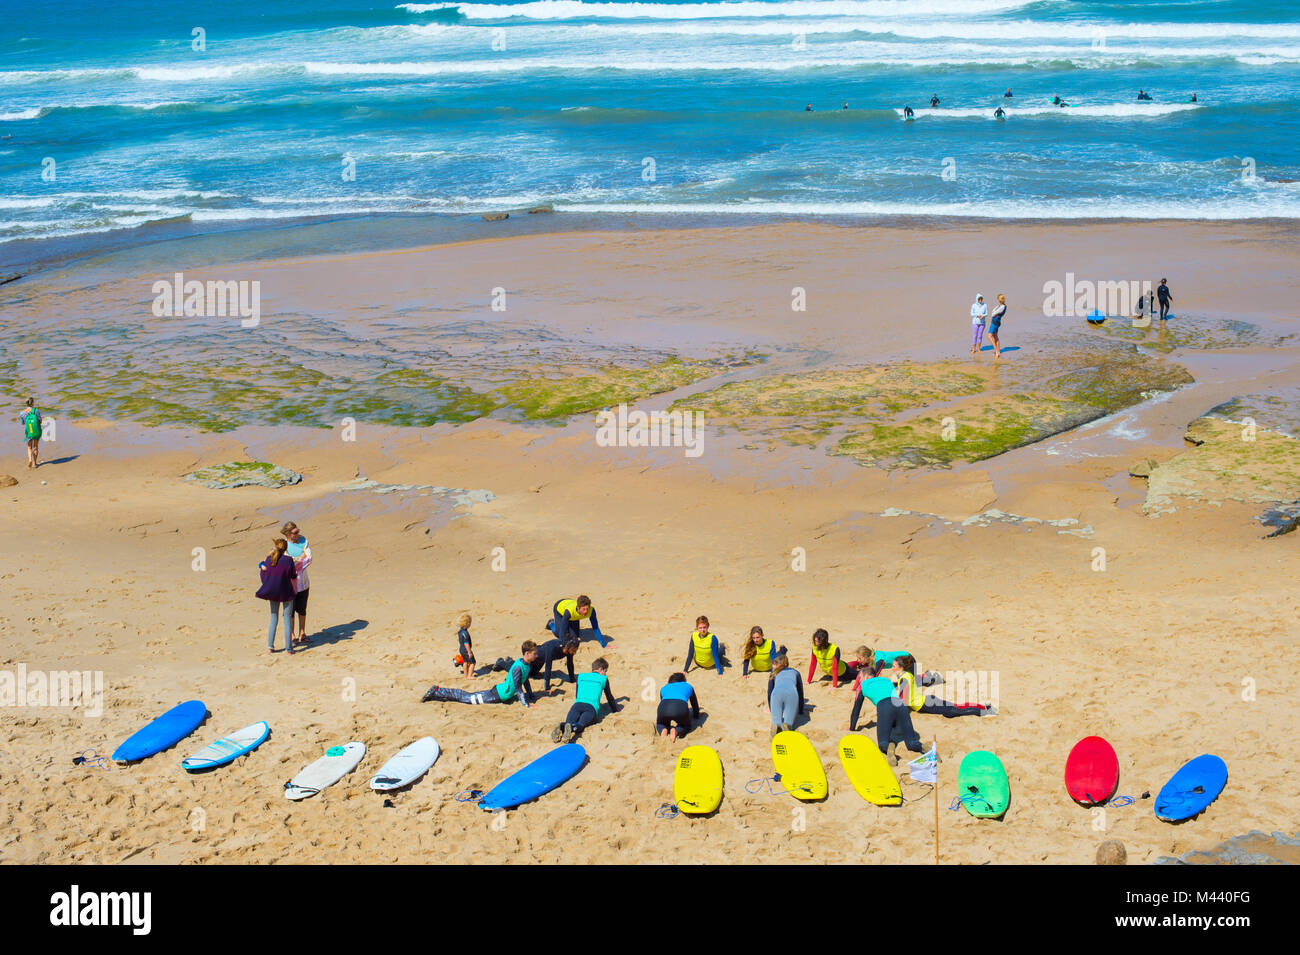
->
(282, 521), (314, 647)
(970, 294), (988, 358)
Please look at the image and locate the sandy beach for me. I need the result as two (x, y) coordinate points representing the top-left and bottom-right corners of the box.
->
(2, 218), (1299, 865)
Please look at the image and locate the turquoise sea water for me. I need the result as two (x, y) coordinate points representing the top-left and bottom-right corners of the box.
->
(2, 0), (1299, 244)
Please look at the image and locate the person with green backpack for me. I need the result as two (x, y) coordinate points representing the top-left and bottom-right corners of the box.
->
(551, 658), (620, 743)
(19, 397), (42, 469)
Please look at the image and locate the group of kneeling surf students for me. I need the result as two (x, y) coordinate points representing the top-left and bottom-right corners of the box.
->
(420, 598), (995, 764)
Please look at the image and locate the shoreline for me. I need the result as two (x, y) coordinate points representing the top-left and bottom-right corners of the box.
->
(4, 207), (1298, 279)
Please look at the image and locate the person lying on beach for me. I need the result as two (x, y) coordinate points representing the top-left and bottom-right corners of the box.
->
(656, 672), (701, 741)
(256, 538), (297, 655)
(741, 625), (785, 677)
(970, 293), (988, 357)
(683, 615), (725, 675)
(422, 641), (539, 708)
(849, 675), (925, 763)
(766, 654), (804, 736)
(548, 595), (609, 648)
(455, 613), (475, 678)
(531, 635), (579, 693)
(891, 654), (994, 717)
(551, 657), (620, 743)
(19, 397), (41, 469)
(988, 293), (1007, 357)
(807, 628), (859, 689)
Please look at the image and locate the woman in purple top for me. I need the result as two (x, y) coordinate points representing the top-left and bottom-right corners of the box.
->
(256, 537), (298, 654)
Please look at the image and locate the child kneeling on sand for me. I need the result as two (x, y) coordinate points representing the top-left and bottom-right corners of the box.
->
(551, 658), (620, 743)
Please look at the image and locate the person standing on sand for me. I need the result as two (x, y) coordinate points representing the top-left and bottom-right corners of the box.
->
(1157, 278), (1173, 320)
(970, 293), (988, 357)
(282, 521), (313, 647)
(256, 538), (298, 654)
(19, 397), (41, 469)
(987, 293), (1007, 357)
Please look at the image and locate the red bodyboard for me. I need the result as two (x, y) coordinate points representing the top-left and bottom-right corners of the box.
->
(1065, 735), (1119, 806)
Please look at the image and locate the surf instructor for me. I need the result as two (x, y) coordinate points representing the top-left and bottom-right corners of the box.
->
(548, 594), (609, 648)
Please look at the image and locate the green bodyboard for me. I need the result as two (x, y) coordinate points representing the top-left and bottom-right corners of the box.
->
(957, 750), (1010, 818)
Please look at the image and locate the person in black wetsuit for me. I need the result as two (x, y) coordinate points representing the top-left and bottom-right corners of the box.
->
(551, 657), (620, 743)
(994, 106), (1006, 119)
(1004, 88), (1013, 98)
(1157, 278), (1173, 320)
(930, 94), (940, 107)
(530, 635), (579, 694)
(1137, 90), (1152, 101)
(903, 105), (914, 118)
(805, 103), (813, 112)
(656, 672), (701, 741)
(1190, 93), (1197, 102)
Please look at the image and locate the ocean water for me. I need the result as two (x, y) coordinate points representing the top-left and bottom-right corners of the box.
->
(2, 0), (1299, 243)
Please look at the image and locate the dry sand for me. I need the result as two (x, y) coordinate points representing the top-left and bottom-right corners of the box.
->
(2, 220), (1298, 864)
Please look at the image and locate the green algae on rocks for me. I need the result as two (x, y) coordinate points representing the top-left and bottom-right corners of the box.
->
(184, 462), (302, 489)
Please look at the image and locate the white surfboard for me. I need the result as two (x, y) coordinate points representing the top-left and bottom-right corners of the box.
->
(370, 737), (440, 791)
(285, 742), (366, 800)
(181, 720), (270, 771)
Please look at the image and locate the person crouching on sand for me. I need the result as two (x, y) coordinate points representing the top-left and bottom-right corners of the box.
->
(256, 538), (297, 655)
(548, 594), (609, 648)
(970, 293), (988, 357)
(551, 657), (620, 743)
(849, 674), (925, 763)
(683, 615), (725, 676)
(422, 640), (539, 708)
(656, 672), (701, 741)
(808, 628), (858, 689)
(741, 625), (786, 677)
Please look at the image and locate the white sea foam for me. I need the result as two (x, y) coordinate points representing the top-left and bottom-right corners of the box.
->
(398, 0), (1034, 20)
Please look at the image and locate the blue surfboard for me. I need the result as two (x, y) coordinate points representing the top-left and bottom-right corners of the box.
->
(1155, 754), (1227, 822)
(112, 700), (207, 763)
(480, 744), (586, 811)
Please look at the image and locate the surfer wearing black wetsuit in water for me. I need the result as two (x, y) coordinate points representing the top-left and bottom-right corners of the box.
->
(930, 94), (940, 107)
(994, 106), (1005, 119)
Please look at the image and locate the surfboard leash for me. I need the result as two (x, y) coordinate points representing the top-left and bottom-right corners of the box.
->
(454, 789), (485, 803)
(746, 774), (814, 798)
(72, 750), (113, 771)
(656, 803), (681, 820)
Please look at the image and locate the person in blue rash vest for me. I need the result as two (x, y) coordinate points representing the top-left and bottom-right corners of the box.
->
(656, 672), (701, 741)
(530, 636), (580, 694)
(848, 675), (925, 764)
(551, 658), (620, 743)
(422, 641), (539, 707)
(547, 595), (609, 648)
(683, 614), (725, 675)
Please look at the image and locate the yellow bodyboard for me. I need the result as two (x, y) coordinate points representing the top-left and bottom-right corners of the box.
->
(838, 733), (903, 806)
(674, 745), (724, 814)
(771, 730), (828, 800)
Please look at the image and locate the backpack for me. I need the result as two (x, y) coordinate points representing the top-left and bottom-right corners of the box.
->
(22, 409), (41, 441)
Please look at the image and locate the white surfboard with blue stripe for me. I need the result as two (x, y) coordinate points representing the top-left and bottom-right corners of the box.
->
(181, 721), (270, 771)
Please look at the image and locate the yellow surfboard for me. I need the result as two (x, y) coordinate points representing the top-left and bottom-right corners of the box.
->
(838, 733), (903, 806)
(674, 745), (723, 814)
(771, 730), (828, 801)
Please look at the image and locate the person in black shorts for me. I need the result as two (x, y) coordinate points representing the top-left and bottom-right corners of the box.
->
(656, 672), (700, 741)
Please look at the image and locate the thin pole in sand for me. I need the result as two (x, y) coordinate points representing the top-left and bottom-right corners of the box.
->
(934, 737), (940, 865)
